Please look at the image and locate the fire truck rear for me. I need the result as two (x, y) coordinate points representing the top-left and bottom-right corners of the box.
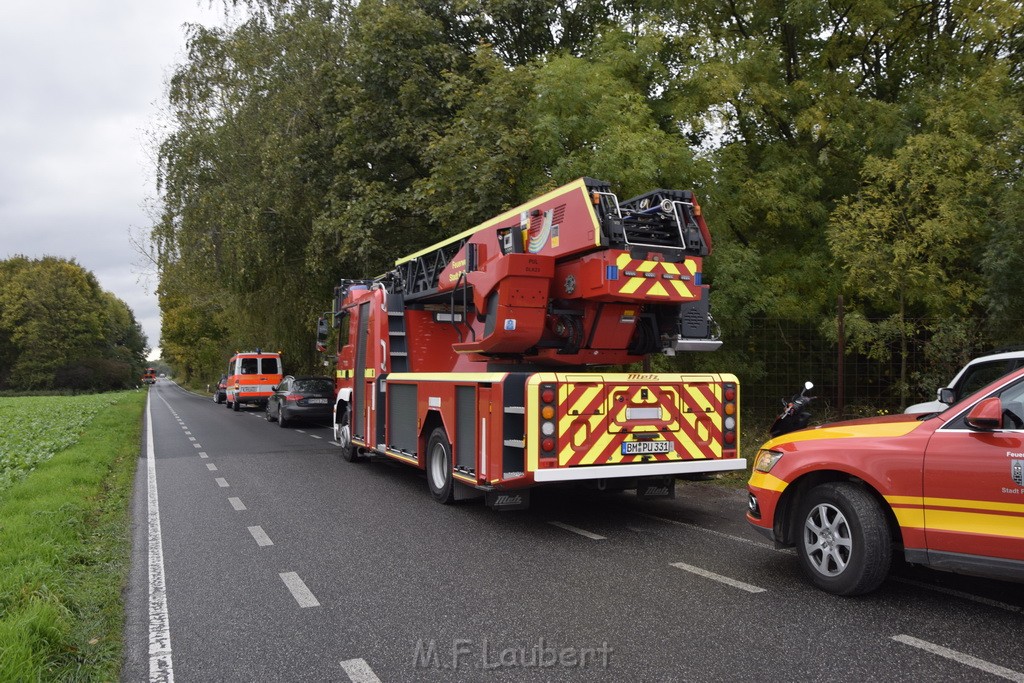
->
(319, 178), (742, 509)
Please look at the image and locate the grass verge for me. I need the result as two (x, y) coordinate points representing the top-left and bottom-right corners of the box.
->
(0, 390), (146, 681)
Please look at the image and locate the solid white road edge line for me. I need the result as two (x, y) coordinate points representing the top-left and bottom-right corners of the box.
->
(279, 572), (320, 608)
(340, 658), (383, 683)
(670, 562), (767, 594)
(146, 392), (174, 682)
(548, 521), (606, 540)
(892, 635), (1024, 682)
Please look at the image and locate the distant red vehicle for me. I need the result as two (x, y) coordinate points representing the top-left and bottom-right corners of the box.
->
(747, 366), (1024, 595)
(142, 368), (157, 384)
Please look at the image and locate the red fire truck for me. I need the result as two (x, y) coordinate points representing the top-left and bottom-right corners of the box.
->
(318, 178), (743, 509)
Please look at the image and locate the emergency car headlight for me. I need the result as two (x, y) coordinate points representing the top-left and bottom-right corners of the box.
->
(753, 449), (783, 473)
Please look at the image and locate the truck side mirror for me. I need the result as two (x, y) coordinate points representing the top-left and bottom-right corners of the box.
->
(938, 387), (955, 404)
(965, 397), (1002, 431)
(316, 317), (329, 351)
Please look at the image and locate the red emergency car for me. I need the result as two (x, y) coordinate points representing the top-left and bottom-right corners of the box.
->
(747, 367), (1024, 595)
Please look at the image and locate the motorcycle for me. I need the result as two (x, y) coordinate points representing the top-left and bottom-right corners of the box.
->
(769, 381), (815, 437)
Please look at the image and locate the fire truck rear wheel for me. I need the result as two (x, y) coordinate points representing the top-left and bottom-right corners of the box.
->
(796, 482), (892, 596)
(426, 427), (454, 504)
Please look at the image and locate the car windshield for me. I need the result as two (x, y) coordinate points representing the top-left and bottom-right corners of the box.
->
(294, 379), (332, 394)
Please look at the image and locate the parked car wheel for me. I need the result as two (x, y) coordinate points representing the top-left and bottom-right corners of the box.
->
(278, 405), (289, 427)
(796, 482), (892, 596)
(265, 403), (276, 422)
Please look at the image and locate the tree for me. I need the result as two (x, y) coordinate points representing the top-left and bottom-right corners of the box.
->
(0, 257), (148, 391)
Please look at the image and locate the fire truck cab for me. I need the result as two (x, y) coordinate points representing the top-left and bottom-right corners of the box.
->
(225, 350), (283, 412)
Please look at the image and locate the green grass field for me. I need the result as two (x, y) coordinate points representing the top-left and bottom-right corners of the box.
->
(0, 390), (146, 681)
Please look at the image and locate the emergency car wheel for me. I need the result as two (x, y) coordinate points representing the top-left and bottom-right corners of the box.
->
(426, 427), (454, 504)
(796, 482), (892, 596)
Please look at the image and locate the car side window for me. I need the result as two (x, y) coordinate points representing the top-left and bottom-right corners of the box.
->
(955, 360), (1012, 401)
(262, 357), (279, 374)
(997, 380), (1024, 429)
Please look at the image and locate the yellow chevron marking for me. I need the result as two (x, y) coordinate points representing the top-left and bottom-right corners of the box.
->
(661, 262), (680, 275)
(637, 260), (657, 273)
(647, 281), (669, 297)
(578, 428), (617, 466)
(683, 259), (697, 275)
(616, 252), (632, 268)
(620, 277), (645, 295)
(669, 280), (693, 298)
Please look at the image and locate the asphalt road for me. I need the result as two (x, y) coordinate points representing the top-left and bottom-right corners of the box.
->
(123, 381), (1024, 682)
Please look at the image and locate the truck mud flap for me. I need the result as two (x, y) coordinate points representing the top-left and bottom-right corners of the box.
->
(485, 489), (530, 511)
(637, 477), (675, 499)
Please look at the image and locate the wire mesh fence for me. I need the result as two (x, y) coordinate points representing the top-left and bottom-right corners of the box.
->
(724, 311), (1020, 420)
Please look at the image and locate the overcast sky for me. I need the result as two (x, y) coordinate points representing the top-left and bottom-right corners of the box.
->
(0, 1), (232, 360)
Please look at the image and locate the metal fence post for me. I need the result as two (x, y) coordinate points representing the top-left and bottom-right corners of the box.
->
(837, 295), (845, 416)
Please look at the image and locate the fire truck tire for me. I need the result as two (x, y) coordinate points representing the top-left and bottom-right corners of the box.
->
(426, 427), (454, 504)
(336, 406), (361, 462)
(796, 482), (892, 596)
(278, 406), (290, 427)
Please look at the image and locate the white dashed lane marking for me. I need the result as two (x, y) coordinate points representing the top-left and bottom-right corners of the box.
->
(228, 497), (246, 511)
(670, 562), (767, 594)
(248, 526), (273, 547)
(892, 635), (1024, 681)
(215, 478), (229, 488)
(340, 658), (382, 683)
(206, 464), (217, 471)
(549, 521), (606, 540)
(279, 572), (320, 608)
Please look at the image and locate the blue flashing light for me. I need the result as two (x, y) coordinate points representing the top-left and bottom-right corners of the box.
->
(607, 265), (619, 281)
(695, 272), (702, 286)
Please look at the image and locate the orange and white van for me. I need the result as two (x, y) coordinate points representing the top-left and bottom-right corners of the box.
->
(225, 350), (283, 411)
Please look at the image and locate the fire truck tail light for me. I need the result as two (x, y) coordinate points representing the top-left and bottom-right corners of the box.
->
(541, 406), (555, 420)
(725, 387), (736, 401)
(724, 416), (736, 431)
(541, 422), (555, 436)
(725, 403), (735, 416)
(541, 388), (555, 403)
(542, 438), (555, 452)
(724, 432), (735, 445)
